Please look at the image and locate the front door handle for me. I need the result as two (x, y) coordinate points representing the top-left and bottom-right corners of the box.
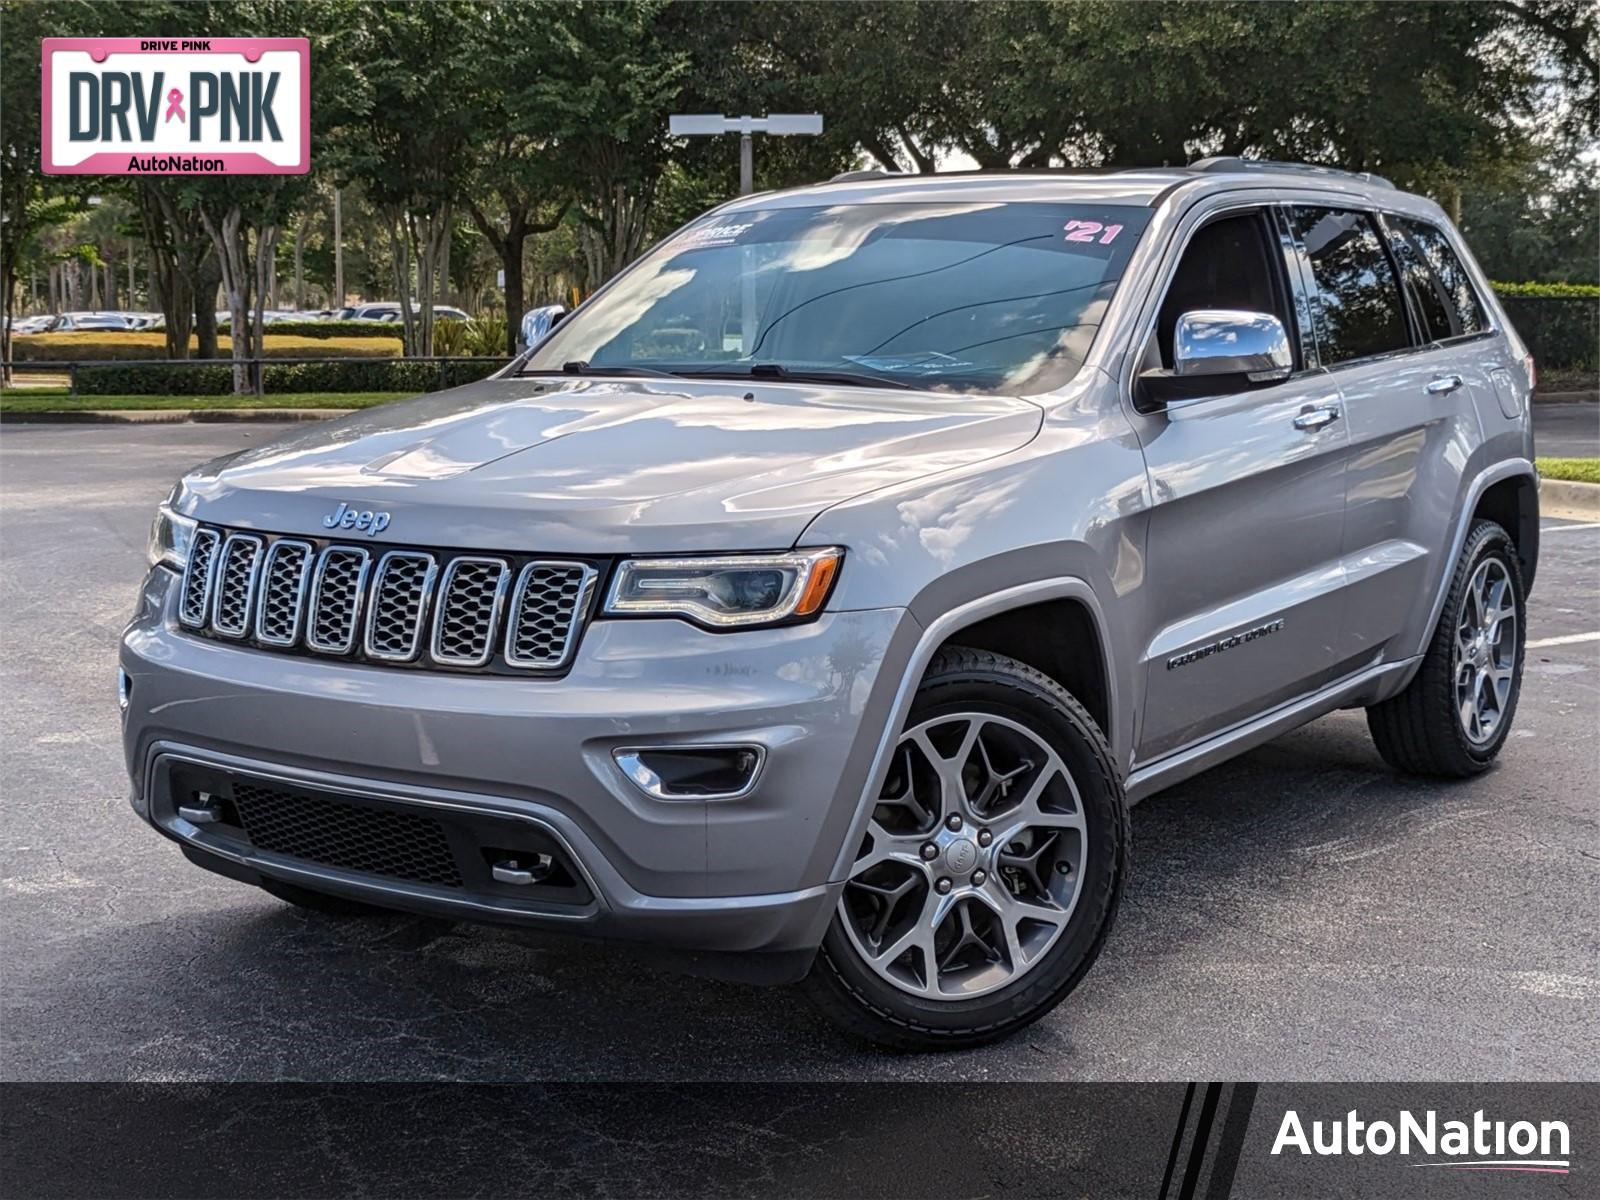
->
(1425, 374), (1464, 395)
(1293, 404), (1341, 431)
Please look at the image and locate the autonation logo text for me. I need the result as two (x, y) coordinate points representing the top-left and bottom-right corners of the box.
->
(1273, 1108), (1571, 1175)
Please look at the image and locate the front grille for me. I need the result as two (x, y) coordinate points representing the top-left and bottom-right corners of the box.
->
(364, 551), (436, 661)
(306, 547), (371, 654)
(256, 540), (313, 646)
(432, 558), (509, 666)
(507, 562), (597, 668)
(231, 781), (463, 887)
(212, 534), (264, 637)
(179, 528), (221, 627)
(176, 523), (599, 675)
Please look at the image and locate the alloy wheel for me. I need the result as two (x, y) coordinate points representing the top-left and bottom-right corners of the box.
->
(839, 712), (1087, 1000)
(1454, 557), (1517, 745)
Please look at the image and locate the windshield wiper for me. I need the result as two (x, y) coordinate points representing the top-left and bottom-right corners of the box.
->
(681, 363), (915, 391)
(522, 361), (682, 381)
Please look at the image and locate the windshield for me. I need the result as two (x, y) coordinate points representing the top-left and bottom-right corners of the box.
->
(525, 201), (1151, 394)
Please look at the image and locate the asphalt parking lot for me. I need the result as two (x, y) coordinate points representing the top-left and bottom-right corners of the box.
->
(2, 416), (1595, 1083)
(1536, 397), (1600, 457)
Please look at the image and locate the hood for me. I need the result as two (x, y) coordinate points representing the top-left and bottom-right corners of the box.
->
(179, 375), (1043, 553)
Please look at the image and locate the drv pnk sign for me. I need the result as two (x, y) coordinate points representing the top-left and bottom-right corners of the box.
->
(42, 38), (309, 175)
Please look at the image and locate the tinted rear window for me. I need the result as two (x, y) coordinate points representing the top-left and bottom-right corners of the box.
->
(1287, 207), (1410, 365)
(1385, 221), (1455, 341)
(1394, 217), (1488, 337)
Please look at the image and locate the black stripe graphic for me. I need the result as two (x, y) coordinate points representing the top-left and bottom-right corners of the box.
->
(1158, 1082), (1259, 1200)
(1178, 1083), (1225, 1198)
(1159, 1083), (1199, 1199)
(1204, 1083), (1259, 1199)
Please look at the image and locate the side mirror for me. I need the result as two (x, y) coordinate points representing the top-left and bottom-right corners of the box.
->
(518, 304), (568, 352)
(1138, 309), (1293, 408)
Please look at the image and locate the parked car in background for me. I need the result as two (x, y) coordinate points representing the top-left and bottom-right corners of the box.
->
(339, 302), (471, 324)
(40, 311), (141, 332)
(6, 315), (56, 334)
(123, 160), (1537, 1048)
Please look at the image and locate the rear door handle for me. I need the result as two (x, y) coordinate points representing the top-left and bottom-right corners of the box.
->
(1293, 404), (1341, 431)
(1425, 374), (1464, 395)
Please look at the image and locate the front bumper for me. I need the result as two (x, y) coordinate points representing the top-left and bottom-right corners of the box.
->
(122, 567), (919, 957)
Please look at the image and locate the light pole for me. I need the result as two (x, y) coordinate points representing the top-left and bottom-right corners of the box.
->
(333, 187), (344, 310)
(668, 114), (824, 195)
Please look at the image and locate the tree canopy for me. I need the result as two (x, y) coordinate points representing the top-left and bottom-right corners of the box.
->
(3, 0), (1594, 372)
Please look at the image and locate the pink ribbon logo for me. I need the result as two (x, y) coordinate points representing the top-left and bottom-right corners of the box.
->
(164, 88), (185, 123)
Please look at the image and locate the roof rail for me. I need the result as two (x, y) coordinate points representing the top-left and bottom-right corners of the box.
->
(828, 168), (905, 183)
(1188, 156), (1395, 190)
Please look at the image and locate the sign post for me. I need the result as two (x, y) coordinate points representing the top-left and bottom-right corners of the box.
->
(667, 113), (823, 196)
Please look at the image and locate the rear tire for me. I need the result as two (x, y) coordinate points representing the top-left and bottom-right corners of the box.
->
(803, 646), (1127, 1050)
(1366, 520), (1525, 777)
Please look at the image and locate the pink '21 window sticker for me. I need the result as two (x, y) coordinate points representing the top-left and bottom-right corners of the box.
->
(1063, 219), (1124, 246)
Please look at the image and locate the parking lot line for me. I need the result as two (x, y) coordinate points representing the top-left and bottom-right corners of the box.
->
(1526, 631), (1600, 649)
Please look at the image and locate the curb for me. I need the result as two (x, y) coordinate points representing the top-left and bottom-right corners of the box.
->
(1541, 478), (1600, 521)
(0, 407), (352, 425)
(1532, 390), (1599, 405)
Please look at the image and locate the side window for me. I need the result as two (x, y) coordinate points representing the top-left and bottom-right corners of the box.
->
(1383, 218), (1456, 341)
(1286, 206), (1411, 364)
(1395, 217), (1488, 337)
(1153, 210), (1293, 370)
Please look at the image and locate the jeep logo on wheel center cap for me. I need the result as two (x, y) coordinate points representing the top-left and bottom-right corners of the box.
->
(945, 838), (977, 873)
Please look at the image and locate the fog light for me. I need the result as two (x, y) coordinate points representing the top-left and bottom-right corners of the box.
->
(613, 745), (766, 800)
(117, 669), (132, 713)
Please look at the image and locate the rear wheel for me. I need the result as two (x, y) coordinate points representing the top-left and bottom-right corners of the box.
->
(804, 647), (1127, 1049)
(1367, 520), (1525, 777)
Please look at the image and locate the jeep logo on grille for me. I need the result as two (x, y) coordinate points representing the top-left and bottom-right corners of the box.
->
(322, 501), (390, 536)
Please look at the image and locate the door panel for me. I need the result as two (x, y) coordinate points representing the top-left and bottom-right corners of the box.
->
(1336, 348), (1486, 662)
(1132, 377), (1350, 762)
(1336, 215), (1493, 663)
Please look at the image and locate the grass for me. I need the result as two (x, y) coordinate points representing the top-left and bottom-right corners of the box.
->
(0, 389), (410, 413)
(1538, 457), (1600, 484)
(12, 331), (402, 360)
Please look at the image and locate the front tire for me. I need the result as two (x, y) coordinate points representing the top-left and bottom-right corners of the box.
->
(1366, 519), (1526, 777)
(803, 647), (1128, 1050)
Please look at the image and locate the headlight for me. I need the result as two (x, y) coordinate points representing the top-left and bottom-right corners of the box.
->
(147, 504), (196, 571)
(604, 548), (843, 629)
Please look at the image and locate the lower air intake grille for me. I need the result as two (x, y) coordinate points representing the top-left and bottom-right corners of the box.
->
(230, 781), (463, 887)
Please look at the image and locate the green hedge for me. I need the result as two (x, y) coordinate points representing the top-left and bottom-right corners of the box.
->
(1492, 281), (1600, 299)
(1494, 295), (1598, 373)
(216, 319), (406, 339)
(73, 357), (510, 396)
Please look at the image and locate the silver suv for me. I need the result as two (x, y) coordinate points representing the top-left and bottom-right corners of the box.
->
(123, 160), (1538, 1047)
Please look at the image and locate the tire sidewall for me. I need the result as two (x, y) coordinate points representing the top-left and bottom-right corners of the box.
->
(817, 659), (1126, 1042)
(1441, 524), (1526, 767)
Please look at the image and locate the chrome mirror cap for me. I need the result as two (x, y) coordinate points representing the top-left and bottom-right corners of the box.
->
(1173, 309), (1292, 381)
(518, 304), (568, 352)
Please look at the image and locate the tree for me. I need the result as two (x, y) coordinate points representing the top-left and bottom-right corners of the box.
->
(0, 1), (92, 378)
(332, 1), (480, 354)
(459, 7), (579, 353)
(554, 2), (691, 289)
